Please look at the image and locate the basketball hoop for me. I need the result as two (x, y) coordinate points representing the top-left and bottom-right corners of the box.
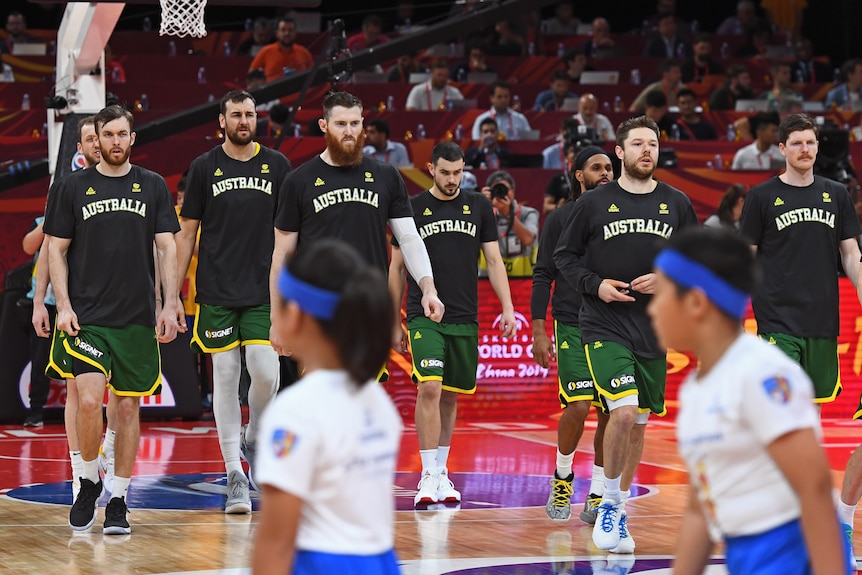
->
(159, 0), (208, 38)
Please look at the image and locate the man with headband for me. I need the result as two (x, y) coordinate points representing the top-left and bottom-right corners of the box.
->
(554, 117), (698, 553)
(739, 113), (862, 551)
(533, 145), (614, 525)
(648, 226), (853, 575)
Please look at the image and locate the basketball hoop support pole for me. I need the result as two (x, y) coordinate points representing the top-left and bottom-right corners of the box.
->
(48, 2), (125, 181)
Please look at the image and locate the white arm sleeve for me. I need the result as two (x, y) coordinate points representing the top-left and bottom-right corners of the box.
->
(390, 217), (434, 282)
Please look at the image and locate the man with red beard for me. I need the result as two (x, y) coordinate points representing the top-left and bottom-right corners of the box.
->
(270, 90), (444, 373)
(554, 116), (697, 553)
(176, 90), (292, 514)
(44, 104), (181, 534)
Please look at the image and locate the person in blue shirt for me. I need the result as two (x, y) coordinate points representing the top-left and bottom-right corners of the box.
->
(533, 70), (578, 112)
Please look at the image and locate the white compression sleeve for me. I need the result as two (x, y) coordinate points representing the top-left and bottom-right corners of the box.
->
(211, 347), (243, 474)
(243, 344), (279, 444)
(390, 217), (434, 282)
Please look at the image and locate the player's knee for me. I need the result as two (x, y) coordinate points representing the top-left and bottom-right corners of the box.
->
(115, 396), (140, 422)
(416, 380), (442, 401)
(562, 400), (591, 422)
(608, 403), (639, 428)
(439, 389), (458, 408)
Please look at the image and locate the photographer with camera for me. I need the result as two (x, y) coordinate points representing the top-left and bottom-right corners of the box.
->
(479, 170), (539, 278)
(465, 118), (513, 170)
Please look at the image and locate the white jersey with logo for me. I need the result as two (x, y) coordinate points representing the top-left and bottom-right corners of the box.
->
(256, 369), (403, 554)
(676, 333), (820, 541)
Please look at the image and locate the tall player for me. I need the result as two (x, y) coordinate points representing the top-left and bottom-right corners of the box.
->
(176, 90), (292, 514)
(271, 90), (444, 360)
(389, 142), (516, 507)
(45, 105), (180, 534)
(533, 146), (613, 523)
(32, 116), (121, 500)
(738, 113), (862, 552)
(554, 116), (698, 552)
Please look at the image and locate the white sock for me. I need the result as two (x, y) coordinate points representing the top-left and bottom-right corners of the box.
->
(589, 464), (604, 496)
(83, 458), (100, 484)
(839, 500), (857, 528)
(244, 344), (279, 444)
(113, 476), (131, 500)
(556, 449), (574, 479)
(70, 451), (83, 480)
(436, 445), (451, 470)
(620, 487), (631, 512)
(212, 348), (243, 474)
(102, 428), (116, 457)
(420, 449), (437, 474)
(603, 473), (622, 503)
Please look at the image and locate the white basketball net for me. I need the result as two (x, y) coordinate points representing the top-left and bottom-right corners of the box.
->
(159, 0), (208, 38)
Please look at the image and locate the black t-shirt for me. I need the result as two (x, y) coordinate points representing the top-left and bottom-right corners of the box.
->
(544, 173), (571, 205)
(393, 190), (497, 323)
(740, 175), (862, 337)
(554, 181), (699, 357)
(43, 165), (180, 327)
(676, 118), (718, 141)
(532, 200), (581, 326)
(275, 155), (413, 273)
(181, 144), (291, 307)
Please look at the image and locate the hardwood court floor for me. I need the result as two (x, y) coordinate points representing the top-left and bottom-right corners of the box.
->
(0, 416), (859, 574)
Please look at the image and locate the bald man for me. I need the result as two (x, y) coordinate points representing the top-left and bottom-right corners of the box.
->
(574, 94), (616, 142)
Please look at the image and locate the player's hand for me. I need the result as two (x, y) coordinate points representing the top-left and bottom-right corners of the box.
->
(32, 302), (51, 338)
(57, 307), (80, 336)
(598, 279), (636, 303)
(175, 295), (188, 333)
(532, 331), (555, 368)
(630, 273), (656, 295)
(481, 186), (492, 200)
(422, 292), (445, 323)
(499, 309), (517, 338)
(392, 322), (408, 353)
(156, 300), (178, 343)
(269, 323), (284, 356)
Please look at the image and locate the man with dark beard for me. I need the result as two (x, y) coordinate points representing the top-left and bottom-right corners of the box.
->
(554, 116), (697, 553)
(176, 90), (292, 514)
(388, 142), (515, 508)
(270, 90), (444, 374)
(44, 105), (181, 534)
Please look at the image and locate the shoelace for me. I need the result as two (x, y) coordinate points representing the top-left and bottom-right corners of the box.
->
(106, 499), (128, 521)
(228, 478), (247, 499)
(598, 503), (619, 533)
(618, 513), (628, 538)
(550, 478), (573, 506)
(439, 475), (456, 490)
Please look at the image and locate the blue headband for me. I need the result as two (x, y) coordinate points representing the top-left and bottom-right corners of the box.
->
(278, 267), (341, 320)
(654, 249), (749, 319)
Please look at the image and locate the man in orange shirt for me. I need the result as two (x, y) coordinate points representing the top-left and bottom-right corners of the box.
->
(249, 16), (314, 82)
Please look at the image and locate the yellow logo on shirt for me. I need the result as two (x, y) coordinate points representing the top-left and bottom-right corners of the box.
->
(261, 164), (270, 174)
(85, 187), (96, 196)
(413, 331), (422, 340)
(463, 205), (471, 214)
(364, 171), (374, 183)
(214, 168), (223, 177)
(768, 336), (777, 344)
(593, 341), (603, 349)
(423, 207), (432, 216)
(608, 204), (619, 213)
(774, 197), (784, 206)
(560, 341), (569, 350)
(822, 192), (831, 203)
(132, 183), (141, 193)
(314, 177), (325, 187)
(659, 202), (669, 215)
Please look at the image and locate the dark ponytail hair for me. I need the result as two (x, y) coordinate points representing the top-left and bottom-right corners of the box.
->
(284, 240), (393, 386)
(716, 183), (746, 227)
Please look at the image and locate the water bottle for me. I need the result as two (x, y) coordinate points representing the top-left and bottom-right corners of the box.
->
(630, 69), (641, 85)
(21, 93), (30, 111)
(417, 123), (426, 141)
(2, 65), (13, 82)
(49, 40), (56, 56)
(691, 20), (699, 34)
(590, 43), (598, 58)
(670, 123), (680, 141)
(111, 66), (121, 83)
(641, 19), (650, 35)
(528, 42), (535, 57)
(41, 122), (48, 137)
(168, 40), (176, 57)
(223, 41), (231, 56)
(386, 95), (395, 111)
(556, 42), (565, 58)
(449, 42), (456, 57)
(197, 66), (207, 84)
(142, 17), (152, 32)
(714, 153), (723, 170)
(834, 68), (842, 84)
(613, 95), (623, 113)
(726, 123), (736, 141)
(140, 93), (149, 110)
(454, 124), (463, 140)
(720, 42), (729, 59)
(208, 94), (216, 102)
(795, 68), (804, 84)
(446, 99), (454, 111)
(603, 101), (611, 113)
(512, 94), (521, 111)
(294, 124), (301, 138)
(403, 18), (411, 32)
(676, 42), (686, 59)
(245, 18), (253, 32)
